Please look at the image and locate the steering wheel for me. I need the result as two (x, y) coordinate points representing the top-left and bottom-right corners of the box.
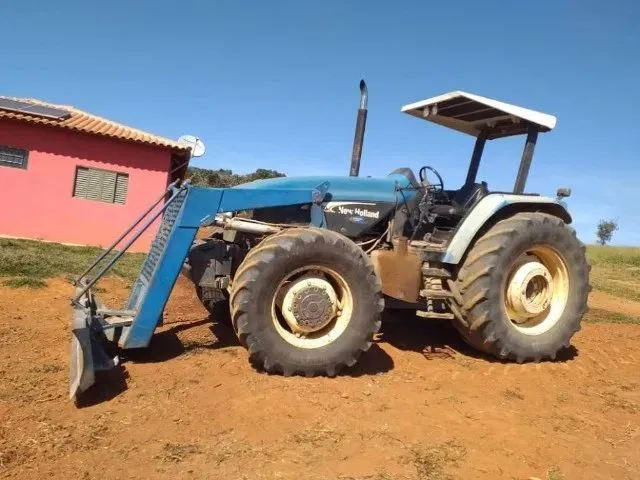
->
(419, 166), (444, 193)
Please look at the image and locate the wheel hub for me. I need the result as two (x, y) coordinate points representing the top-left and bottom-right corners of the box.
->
(282, 278), (338, 334)
(506, 261), (553, 322)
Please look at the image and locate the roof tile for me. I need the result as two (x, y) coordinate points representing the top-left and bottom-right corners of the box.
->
(0, 96), (190, 154)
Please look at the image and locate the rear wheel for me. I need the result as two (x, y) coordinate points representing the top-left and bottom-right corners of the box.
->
(452, 212), (589, 362)
(229, 228), (383, 376)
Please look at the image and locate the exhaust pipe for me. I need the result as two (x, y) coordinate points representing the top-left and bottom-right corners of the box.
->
(349, 80), (368, 177)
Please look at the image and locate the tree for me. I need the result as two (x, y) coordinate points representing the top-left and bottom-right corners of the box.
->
(186, 166), (285, 187)
(596, 219), (618, 246)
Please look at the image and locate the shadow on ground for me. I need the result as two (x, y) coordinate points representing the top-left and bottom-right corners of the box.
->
(122, 318), (238, 365)
(75, 367), (129, 408)
(127, 310), (579, 367)
(344, 344), (394, 376)
(125, 314), (397, 376)
(381, 309), (579, 363)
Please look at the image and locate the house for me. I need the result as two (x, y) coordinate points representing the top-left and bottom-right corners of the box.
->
(0, 97), (192, 252)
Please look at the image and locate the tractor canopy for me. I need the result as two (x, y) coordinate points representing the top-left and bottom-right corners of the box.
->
(235, 173), (416, 203)
(401, 91), (556, 140)
(402, 91), (558, 194)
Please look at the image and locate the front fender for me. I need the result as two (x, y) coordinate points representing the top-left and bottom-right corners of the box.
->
(442, 194), (571, 264)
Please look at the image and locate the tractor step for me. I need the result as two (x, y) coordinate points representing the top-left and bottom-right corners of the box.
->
(96, 308), (137, 317)
(98, 315), (134, 329)
(416, 311), (455, 320)
(420, 288), (453, 299)
(410, 239), (449, 260)
(421, 267), (451, 278)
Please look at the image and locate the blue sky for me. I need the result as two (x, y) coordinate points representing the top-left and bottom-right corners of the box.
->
(2, 1), (639, 244)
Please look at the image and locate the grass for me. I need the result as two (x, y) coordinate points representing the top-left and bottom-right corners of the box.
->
(291, 426), (345, 447)
(586, 245), (640, 269)
(405, 441), (467, 480)
(584, 308), (639, 325)
(3, 276), (47, 289)
(547, 467), (565, 480)
(503, 388), (525, 400)
(587, 245), (640, 302)
(599, 391), (639, 414)
(156, 442), (200, 463)
(0, 238), (145, 288)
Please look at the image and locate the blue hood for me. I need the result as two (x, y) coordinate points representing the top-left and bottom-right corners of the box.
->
(233, 174), (415, 203)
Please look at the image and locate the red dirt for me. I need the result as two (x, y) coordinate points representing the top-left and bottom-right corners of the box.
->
(0, 277), (638, 480)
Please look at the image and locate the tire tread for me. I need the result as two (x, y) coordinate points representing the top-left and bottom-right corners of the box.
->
(451, 212), (590, 362)
(229, 227), (382, 376)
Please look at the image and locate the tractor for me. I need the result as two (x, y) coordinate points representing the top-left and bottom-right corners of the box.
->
(69, 81), (589, 402)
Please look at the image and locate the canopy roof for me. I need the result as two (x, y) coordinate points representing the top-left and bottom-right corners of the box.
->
(401, 91), (557, 139)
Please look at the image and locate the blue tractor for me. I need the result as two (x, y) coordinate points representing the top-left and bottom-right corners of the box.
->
(70, 81), (589, 402)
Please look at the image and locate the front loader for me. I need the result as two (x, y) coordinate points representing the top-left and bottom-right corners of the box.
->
(70, 81), (589, 402)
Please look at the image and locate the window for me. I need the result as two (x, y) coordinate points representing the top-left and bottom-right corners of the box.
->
(0, 146), (28, 169)
(73, 166), (129, 204)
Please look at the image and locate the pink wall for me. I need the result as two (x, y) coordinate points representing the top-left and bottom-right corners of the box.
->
(0, 120), (172, 252)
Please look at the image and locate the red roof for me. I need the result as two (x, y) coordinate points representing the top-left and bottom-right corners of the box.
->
(0, 96), (190, 154)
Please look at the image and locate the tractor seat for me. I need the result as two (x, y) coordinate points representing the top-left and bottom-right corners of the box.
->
(431, 182), (488, 217)
(451, 182), (488, 214)
(389, 167), (420, 189)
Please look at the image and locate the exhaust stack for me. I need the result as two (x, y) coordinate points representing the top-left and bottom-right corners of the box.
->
(349, 80), (368, 177)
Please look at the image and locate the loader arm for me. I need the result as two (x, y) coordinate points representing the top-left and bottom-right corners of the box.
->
(70, 182), (326, 401)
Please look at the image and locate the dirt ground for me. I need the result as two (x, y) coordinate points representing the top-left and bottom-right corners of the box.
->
(589, 290), (640, 318)
(0, 277), (638, 480)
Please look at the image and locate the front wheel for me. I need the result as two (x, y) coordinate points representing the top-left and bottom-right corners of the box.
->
(452, 212), (590, 362)
(229, 228), (384, 376)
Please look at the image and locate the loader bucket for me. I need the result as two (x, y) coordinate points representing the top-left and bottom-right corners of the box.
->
(69, 286), (120, 401)
(69, 300), (94, 399)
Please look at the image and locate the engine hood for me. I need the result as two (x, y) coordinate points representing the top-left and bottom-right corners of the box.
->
(233, 174), (415, 203)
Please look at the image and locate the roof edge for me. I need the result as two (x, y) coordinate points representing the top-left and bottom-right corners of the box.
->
(0, 96), (191, 155)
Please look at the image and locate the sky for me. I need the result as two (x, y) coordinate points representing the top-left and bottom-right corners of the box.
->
(2, 1), (639, 244)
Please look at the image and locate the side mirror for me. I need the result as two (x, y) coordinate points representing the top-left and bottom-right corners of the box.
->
(556, 187), (571, 198)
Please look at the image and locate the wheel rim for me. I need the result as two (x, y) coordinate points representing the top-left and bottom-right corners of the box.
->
(271, 265), (353, 349)
(504, 246), (569, 336)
